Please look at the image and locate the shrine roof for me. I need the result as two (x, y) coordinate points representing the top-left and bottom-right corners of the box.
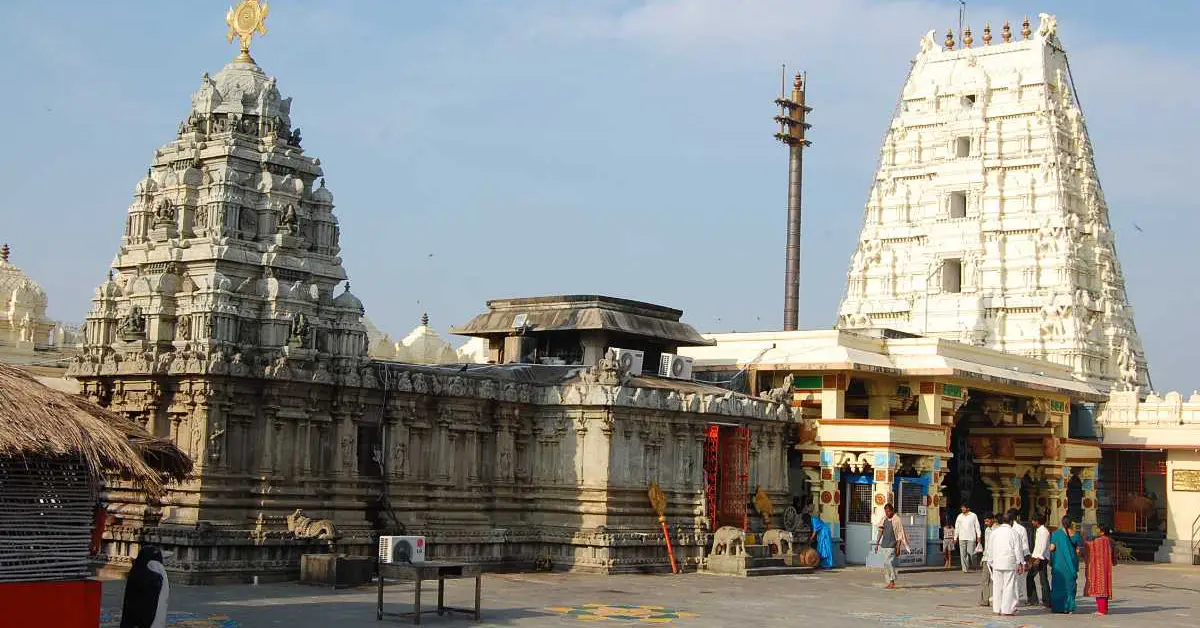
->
(451, 295), (714, 347)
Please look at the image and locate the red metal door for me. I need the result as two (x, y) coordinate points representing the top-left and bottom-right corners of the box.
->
(717, 426), (751, 530)
(704, 425), (720, 531)
(703, 425), (752, 531)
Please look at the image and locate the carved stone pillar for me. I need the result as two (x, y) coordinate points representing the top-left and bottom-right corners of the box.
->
(1079, 466), (1098, 527)
(671, 423), (688, 489)
(872, 458), (897, 524)
(300, 419), (313, 477)
(169, 415), (183, 450)
(436, 408), (453, 483)
(386, 412), (408, 481)
(1039, 469), (1069, 526)
(466, 430), (479, 485)
(574, 417), (589, 486)
(689, 425), (708, 491)
(188, 409), (210, 473)
(817, 450), (841, 540)
(272, 417), (286, 478)
(260, 407), (278, 475)
(496, 423), (515, 484)
(331, 413), (352, 478)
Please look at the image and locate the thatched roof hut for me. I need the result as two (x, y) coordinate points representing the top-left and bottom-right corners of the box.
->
(0, 363), (191, 582)
(0, 363), (190, 495)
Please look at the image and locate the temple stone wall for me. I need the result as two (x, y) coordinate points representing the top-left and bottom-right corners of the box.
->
(76, 360), (792, 582)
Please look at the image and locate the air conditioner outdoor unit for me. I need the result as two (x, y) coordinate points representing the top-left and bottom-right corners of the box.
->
(658, 353), (693, 380)
(378, 535), (426, 564)
(607, 348), (644, 376)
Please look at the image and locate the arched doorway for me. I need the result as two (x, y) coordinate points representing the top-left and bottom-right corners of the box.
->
(945, 412), (993, 515)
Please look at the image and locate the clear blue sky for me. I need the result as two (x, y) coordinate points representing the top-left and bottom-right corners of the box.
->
(1, 1), (1196, 391)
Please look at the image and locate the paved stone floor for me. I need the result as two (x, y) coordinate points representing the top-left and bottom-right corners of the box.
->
(99, 564), (1199, 627)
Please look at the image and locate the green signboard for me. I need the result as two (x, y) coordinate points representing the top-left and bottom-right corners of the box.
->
(792, 375), (824, 390)
(1050, 400), (1066, 413)
(942, 384), (963, 398)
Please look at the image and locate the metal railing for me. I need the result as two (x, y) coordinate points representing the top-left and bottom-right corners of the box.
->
(1192, 512), (1200, 566)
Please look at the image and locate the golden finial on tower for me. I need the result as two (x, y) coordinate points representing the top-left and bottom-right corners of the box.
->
(226, 1), (270, 64)
(964, 26), (974, 48)
(1022, 15), (1032, 40)
(945, 27), (955, 50)
(983, 22), (992, 45)
(1002, 20), (1012, 43)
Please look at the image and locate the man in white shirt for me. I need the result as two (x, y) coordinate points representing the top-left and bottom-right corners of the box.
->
(984, 512), (1029, 616)
(1028, 512), (1051, 608)
(1007, 509), (1031, 604)
(979, 513), (996, 607)
(954, 504), (982, 571)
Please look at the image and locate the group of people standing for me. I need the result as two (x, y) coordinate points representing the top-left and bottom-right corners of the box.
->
(950, 505), (1117, 616)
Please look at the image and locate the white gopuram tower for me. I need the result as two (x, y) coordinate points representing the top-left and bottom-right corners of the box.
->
(837, 14), (1149, 392)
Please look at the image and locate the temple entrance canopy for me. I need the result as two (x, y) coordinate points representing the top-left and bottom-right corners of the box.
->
(684, 329), (1106, 564)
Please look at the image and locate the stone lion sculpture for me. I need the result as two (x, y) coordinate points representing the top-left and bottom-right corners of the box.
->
(761, 529), (794, 556)
(286, 509), (339, 541)
(710, 526), (746, 556)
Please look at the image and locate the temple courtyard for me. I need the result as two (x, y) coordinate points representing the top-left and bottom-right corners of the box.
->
(97, 564), (1198, 627)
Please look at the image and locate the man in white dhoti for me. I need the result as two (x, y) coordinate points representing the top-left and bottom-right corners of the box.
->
(984, 512), (1028, 616)
(1007, 509), (1031, 605)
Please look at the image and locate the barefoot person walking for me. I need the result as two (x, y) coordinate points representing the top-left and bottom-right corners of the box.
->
(874, 503), (911, 589)
(1049, 516), (1083, 613)
(1083, 526), (1118, 615)
(954, 504), (982, 572)
(985, 512), (1029, 616)
(979, 514), (996, 607)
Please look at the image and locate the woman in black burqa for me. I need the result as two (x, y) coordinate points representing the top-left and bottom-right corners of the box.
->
(120, 545), (170, 628)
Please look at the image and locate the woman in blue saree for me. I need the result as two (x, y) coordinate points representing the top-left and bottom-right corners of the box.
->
(1049, 516), (1082, 613)
(810, 514), (834, 569)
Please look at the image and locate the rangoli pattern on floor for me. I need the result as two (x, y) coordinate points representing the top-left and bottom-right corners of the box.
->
(100, 609), (241, 628)
(546, 603), (697, 623)
(848, 610), (1038, 628)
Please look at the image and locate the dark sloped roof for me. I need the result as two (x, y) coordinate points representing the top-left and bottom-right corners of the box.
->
(451, 295), (714, 347)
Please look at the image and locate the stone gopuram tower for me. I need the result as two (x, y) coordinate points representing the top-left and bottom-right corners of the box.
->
(837, 14), (1149, 392)
(69, 1), (375, 567)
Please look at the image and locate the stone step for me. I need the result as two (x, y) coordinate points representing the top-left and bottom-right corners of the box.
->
(744, 565), (816, 577)
(743, 544), (771, 558)
(746, 556), (787, 568)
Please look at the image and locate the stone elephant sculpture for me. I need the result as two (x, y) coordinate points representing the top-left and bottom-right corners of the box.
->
(710, 525), (746, 556)
(762, 529), (794, 556)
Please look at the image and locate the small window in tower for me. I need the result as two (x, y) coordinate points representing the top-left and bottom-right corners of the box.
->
(942, 259), (963, 293)
(963, 94), (977, 108)
(949, 191), (968, 218)
(955, 136), (971, 157)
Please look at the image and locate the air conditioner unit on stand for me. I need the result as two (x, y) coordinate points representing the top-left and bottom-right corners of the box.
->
(658, 353), (693, 380)
(379, 535), (426, 564)
(606, 348), (644, 376)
